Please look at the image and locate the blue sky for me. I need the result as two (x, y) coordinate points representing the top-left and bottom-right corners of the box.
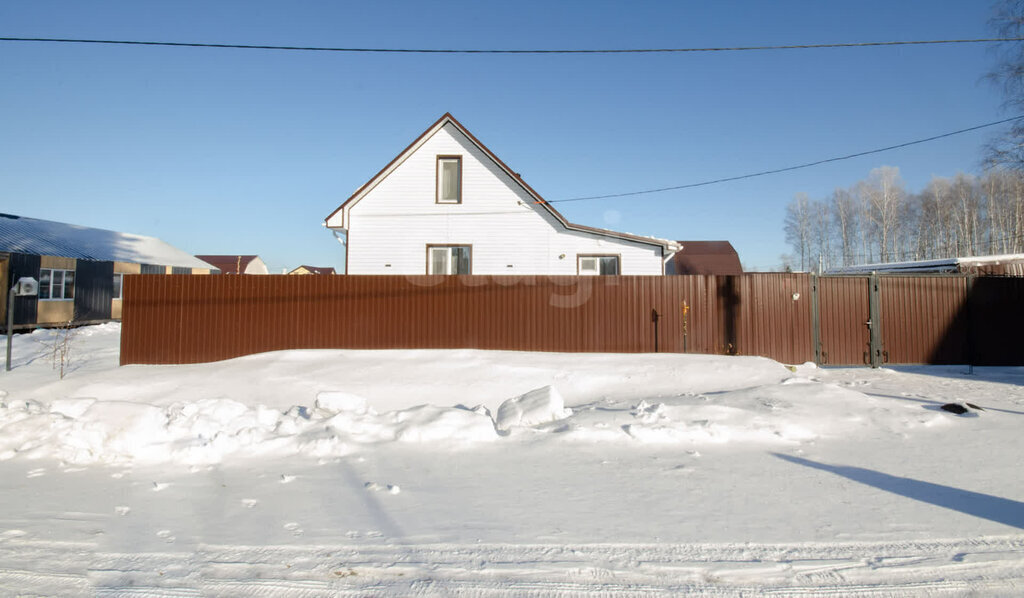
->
(0, 1), (1008, 272)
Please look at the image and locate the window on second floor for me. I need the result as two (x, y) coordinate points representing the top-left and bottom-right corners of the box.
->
(428, 245), (471, 274)
(437, 156), (462, 204)
(40, 268), (75, 300)
(578, 255), (620, 276)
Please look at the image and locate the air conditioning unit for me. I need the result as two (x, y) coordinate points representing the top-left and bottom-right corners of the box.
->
(13, 277), (38, 297)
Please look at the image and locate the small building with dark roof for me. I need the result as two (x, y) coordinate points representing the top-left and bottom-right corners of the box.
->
(0, 213), (214, 330)
(665, 241), (743, 275)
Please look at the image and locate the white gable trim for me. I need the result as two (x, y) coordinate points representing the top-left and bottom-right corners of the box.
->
(324, 114), (678, 253)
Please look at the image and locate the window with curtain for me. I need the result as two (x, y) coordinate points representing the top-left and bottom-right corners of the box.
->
(436, 156), (462, 203)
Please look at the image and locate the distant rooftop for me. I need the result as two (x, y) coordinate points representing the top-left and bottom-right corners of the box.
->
(289, 265), (336, 275)
(668, 241), (743, 275)
(196, 255), (269, 275)
(0, 213), (214, 270)
(828, 253), (1024, 275)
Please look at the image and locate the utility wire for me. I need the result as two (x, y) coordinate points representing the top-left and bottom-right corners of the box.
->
(1, 36), (1022, 54)
(547, 115), (1024, 204)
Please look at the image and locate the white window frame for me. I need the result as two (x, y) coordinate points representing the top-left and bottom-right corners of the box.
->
(113, 273), (124, 300)
(427, 245), (472, 275)
(39, 268), (75, 301)
(577, 255), (620, 276)
(436, 155), (462, 204)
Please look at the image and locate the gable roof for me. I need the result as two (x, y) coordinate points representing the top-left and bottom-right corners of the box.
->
(195, 255), (268, 275)
(325, 113), (678, 252)
(0, 213), (214, 270)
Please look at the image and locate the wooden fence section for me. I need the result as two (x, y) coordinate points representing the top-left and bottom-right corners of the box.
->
(120, 273), (1024, 366)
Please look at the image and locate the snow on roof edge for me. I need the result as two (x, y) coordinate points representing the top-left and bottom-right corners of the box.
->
(0, 213), (214, 270)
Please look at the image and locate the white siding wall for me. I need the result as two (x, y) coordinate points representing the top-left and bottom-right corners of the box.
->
(343, 123), (664, 275)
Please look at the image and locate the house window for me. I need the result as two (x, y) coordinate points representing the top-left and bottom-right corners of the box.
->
(436, 156), (462, 204)
(427, 245), (471, 274)
(578, 255), (620, 276)
(113, 273), (123, 299)
(171, 267), (192, 275)
(39, 268), (75, 300)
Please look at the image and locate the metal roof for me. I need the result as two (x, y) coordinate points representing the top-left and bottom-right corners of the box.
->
(828, 253), (1024, 275)
(668, 240), (743, 275)
(0, 213), (215, 270)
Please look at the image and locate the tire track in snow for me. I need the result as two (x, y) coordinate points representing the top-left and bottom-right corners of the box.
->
(0, 537), (1022, 595)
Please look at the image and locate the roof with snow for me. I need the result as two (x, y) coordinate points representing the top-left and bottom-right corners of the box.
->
(0, 213), (215, 270)
(828, 253), (1024, 276)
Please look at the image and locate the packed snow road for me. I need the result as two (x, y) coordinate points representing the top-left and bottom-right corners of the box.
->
(0, 324), (1023, 595)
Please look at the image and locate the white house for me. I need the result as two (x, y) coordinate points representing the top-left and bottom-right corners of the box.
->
(325, 113), (680, 275)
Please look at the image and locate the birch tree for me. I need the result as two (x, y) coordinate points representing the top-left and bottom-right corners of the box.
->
(784, 193), (813, 271)
(987, 0), (1024, 169)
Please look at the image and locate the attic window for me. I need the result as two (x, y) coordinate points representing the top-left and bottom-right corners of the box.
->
(436, 156), (462, 204)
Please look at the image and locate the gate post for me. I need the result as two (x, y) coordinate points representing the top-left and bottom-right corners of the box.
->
(868, 274), (882, 368)
(965, 274), (975, 374)
(811, 275), (821, 365)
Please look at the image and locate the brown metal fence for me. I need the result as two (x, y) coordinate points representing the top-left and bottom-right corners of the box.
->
(120, 273), (1024, 366)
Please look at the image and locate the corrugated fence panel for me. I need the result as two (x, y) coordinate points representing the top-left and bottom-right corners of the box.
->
(120, 273), (1024, 366)
(818, 276), (870, 366)
(879, 276), (968, 365)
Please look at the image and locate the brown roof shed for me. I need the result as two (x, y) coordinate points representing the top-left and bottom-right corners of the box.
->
(667, 241), (743, 275)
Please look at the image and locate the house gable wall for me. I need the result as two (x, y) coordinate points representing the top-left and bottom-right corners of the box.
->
(345, 123), (663, 275)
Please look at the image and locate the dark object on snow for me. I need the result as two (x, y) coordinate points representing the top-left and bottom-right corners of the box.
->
(940, 403), (983, 415)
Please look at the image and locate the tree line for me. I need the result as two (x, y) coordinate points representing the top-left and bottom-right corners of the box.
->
(783, 166), (1024, 272)
(780, 2), (1024, 272)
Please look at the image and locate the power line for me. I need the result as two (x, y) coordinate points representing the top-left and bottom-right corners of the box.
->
(547, 116), (1024, 204)
(1, 36), (1022, 54)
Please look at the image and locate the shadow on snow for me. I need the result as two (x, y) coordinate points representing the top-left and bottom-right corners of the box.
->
(773, 453), (1024, 530)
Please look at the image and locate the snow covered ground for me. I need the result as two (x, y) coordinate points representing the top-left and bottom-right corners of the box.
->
(1, 323), (1023, 596)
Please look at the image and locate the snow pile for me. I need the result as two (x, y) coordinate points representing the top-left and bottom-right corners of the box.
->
(0, 373), (933, 465)
(495, 385), (572, 432)
(0, 323), (972, 466)
(0, 394), (497, 465)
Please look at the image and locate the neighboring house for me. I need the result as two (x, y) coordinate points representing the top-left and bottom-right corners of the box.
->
(0, 213), (214, 329)
(195, 255), (270, 275)
(288, 265), (336, 275)
(666, 241), (743, 275)
(325, 113), (681, 275)
(828, 253), (1024, 276)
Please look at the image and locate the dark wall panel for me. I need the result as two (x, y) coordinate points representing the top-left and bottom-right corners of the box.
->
(9, 253), (40, 325)
(969, 277), (1024, 366)
(74, 260), (114, 321)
